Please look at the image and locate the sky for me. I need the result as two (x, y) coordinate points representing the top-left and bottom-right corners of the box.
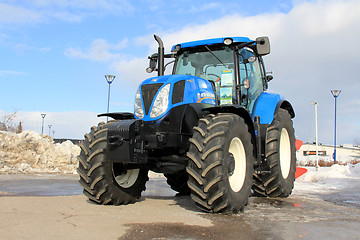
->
(0, 0), (359, 144)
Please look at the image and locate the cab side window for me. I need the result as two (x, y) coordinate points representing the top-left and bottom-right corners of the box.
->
(239, 49), (263, 113)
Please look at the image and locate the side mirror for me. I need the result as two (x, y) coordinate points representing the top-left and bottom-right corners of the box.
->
(256, 36), (270, 56)
(146, 53), (158, 73)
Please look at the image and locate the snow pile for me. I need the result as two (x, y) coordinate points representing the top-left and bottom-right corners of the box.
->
(296, 154), (359, 167)
(300, 164), (360, 183)
(0, 130), (80, 174)
(294, 164), (360, 202)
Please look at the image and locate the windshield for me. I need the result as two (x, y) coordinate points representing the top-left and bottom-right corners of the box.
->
(175, 47), (234, 80)
(175, 47), (236, 104)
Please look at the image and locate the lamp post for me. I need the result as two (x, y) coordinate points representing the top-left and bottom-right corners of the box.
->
(48, 125), (52, 136)
(105, 75), (116, 122)
(310, 101), (319, 171)
(331, 90), (341, 164)
(41, 113), (46, 135)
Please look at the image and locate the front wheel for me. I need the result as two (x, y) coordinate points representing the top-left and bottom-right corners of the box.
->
(77, 122), (148, 205)
(186, 113), (255, 214)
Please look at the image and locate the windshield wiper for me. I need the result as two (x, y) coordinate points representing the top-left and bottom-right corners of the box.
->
(204, 46), (228, 68)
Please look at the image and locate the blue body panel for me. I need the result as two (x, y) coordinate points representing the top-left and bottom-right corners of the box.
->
(136, 75), (216, 121)
(171, 37), (254, 51)
(251, 92), (284, 124)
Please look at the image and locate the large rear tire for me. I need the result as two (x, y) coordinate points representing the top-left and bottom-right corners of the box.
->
(186, 113), (255, 213)
(252, 109), (296, 197)
(77, 122), (148, 205)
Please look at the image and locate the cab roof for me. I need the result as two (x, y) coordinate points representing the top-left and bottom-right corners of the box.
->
(171, 37), (254, 52)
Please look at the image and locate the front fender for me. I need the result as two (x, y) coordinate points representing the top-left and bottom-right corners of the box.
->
(205, 104), (255, 137)
(252, 92), (295, 124)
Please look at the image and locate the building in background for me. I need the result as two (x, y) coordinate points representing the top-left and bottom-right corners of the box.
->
(296, 143), (360, 166)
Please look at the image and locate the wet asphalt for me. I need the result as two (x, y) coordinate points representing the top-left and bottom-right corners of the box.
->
(1, 175), (359, 240)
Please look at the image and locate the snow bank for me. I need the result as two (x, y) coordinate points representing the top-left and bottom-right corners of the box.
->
(294, 164), (360, 200)
(300, 164), (360, 183)
(0, 130), (80, 174)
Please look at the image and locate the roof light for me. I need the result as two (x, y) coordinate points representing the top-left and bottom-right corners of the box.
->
(223, 38), (233, 45)
(172, 44), (181, 52)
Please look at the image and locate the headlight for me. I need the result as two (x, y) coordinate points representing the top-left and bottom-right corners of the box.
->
(134, 88), (144, 118)
(150, 83), (170, 118)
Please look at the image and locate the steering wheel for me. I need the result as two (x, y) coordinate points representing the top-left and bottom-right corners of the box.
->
(207, 73), (221, 83)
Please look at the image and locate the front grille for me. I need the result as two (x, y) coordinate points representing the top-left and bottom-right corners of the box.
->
(172, 80), (185, 104)
(141, 83), (163, 115)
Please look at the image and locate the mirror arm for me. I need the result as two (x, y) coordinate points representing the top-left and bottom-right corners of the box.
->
(235, 41), (256, 51)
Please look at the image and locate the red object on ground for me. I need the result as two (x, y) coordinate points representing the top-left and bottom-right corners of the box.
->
(295, 167), (307, 179)
(295, 139), (306, 179)
(295, 139), (303, 151)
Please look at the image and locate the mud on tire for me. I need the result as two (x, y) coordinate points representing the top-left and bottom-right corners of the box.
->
(252, 109), (296, 197)
(77, 122), (148, 205)
(186, 113), (255, 213)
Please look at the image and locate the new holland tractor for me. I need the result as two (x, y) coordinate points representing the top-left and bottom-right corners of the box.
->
(77, 35), (296, 214)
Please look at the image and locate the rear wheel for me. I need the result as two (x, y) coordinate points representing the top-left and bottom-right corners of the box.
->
(77, 122), (148, 205)
(186, 113), (255, 213)
(252, 109), (296, 197)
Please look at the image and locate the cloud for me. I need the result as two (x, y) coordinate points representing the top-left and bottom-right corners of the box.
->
(64, 38), (128, 62)
(28, 0), (133, 11)
(188, 2), (222, 14)
(289, 0), (360, 36)
(12, 43), (51, 54)
(0, 3), (42, 24)
(111, 56), (152, 88)
(0, 70), (27, 77)
(0, 0), (135, 24)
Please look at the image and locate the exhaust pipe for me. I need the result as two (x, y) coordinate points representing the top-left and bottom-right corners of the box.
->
(154, 35), (164, 76)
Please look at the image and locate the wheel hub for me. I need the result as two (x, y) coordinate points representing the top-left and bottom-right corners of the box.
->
(227, 153), (235, 176)
(113, 165), (140, 189)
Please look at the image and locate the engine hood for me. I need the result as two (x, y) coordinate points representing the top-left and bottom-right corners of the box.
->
(135, 74), (216, 121)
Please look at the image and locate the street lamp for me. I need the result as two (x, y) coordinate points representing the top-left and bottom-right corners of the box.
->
(105, 75), (116, 122)
(41, 113), (46, 135)
(48, 125), (52, 136)
(310, 101), (319, 171)
(331, 90), (341, 164)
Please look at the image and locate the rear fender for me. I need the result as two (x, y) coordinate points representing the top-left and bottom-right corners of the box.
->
(251, 92), (295, 124)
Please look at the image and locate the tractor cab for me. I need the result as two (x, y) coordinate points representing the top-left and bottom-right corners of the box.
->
(148, 36), (271, 115)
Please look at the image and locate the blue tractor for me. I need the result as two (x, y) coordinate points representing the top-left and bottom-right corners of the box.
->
(78, 35), (297, 213)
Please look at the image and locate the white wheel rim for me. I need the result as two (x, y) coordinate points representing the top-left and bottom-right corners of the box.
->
(228, 137), (246, 192)
(114, 169), (140, 188)
(280, 128), (291, 179)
